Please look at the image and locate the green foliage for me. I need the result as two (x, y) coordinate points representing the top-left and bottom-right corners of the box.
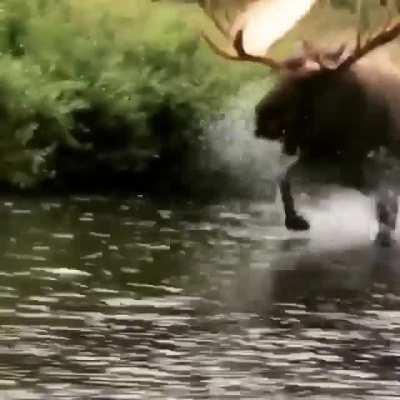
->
(0, 0), (263, 189)
(328, 0), (400, 20)
(325, 0), (400, 45)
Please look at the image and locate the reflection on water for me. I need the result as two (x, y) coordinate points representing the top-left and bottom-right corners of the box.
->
(0, 193), (399, 399)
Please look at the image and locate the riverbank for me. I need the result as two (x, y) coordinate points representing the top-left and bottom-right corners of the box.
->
(3, 0), (399, 197)
(0, 0), (268, 195)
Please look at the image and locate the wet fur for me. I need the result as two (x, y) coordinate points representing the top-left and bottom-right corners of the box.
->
(255, 56), (400, 244)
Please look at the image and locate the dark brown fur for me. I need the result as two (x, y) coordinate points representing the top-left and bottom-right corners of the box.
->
(255, 55), (400, 245)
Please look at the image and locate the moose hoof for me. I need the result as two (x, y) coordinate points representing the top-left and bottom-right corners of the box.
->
(375, 231), (395, 248)
(285, 214), (310, 231)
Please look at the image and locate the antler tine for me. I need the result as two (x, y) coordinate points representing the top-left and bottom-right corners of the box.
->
(201, 31), (242, 61)
(341, 19), (400, 68)
(202, 29), (284, 70)
(199, 0), (284, 71)
(198, 0), (231, 39)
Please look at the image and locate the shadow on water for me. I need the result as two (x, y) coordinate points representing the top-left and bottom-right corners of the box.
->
(0, 192), (399, 399)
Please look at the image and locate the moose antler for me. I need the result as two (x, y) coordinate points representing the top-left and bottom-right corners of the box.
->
(202, 30), (284, 69)
(200, 1), (400, 74)
(198, 0), (232, 39)
(200, 0), (334, 73)
(340, 19), (400, 68)
(199, 0), (284, 70)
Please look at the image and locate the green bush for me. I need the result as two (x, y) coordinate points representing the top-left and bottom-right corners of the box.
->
(0, 0), (265, 190)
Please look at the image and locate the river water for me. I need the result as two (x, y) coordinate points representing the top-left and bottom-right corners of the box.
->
(0, 192), (399, 399)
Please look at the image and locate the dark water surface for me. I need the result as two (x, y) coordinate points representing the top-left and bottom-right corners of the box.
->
(0, 194), (399, 399)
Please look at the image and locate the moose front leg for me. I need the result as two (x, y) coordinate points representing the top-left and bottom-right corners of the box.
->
(279, 164), (310, 231)
(375, 187), (398, 247)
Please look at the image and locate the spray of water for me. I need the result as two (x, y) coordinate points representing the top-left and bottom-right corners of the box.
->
(302, 187), (378, 250)
(205, 80), (288, 197)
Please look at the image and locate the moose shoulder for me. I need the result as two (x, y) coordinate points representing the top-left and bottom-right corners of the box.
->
(200, 3), (400, 245)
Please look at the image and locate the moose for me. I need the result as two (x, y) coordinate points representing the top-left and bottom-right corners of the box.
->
(200, 2), (400, 246)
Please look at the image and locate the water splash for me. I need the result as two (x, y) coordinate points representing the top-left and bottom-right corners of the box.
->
(205, 81), (286, 197)
(205, 81), (399, 250)
(301, 187), (378, 250)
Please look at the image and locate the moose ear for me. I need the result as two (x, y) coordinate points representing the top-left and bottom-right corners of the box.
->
(300, 40), (335, 72)
(302, 40), (319, 61)
(318, 43), (347, 70)
(329, 44), (347, 63)
(284, 56), (321, 74)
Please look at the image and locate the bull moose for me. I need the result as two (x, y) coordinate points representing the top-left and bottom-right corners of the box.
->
(201, 2), (400, 246)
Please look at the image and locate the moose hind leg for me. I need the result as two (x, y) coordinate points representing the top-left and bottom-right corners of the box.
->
(280, 168), (310, 231)
(375, 187), (398, 247)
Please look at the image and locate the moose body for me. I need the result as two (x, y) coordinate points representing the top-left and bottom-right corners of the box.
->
(256, 61), (400, 161)
(255, 58), (400, 243)
(199, 1), (400, 245)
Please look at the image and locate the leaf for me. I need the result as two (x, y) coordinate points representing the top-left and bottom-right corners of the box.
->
(15, 123), (38, 146)
(359, 0), (371, 32)
(329, 0), (357, 13)
(354, 0), (372, 45)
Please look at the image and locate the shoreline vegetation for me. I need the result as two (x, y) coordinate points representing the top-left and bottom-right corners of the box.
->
(0, 0), (397, 197)
(0, 0), (268, 197)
